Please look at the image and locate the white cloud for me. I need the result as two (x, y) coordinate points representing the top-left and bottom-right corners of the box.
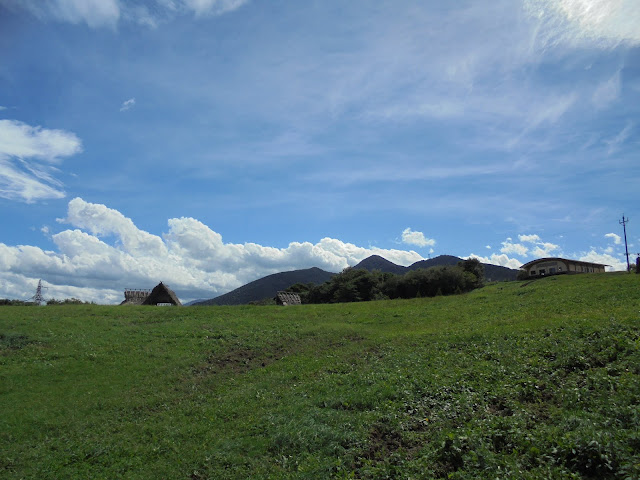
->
(120, 98), (136, 112)
(526, 0), (640, 48)
(518, 234), (541, 243)
(500, 234), (560, 258)
(468, 253), (524, 270)
(53, 0), (120, 27)
(500, 240), (529, 256)
(58, 198), (168, 257)
(0, 119), (82, 161)
(183, 0), (249, 17)
(592, 71), (621, 108)
(605, 123), (633, 155)
(530, 242), (560, 257)
(401, 228), (436, 248)
(578, 250), (627, 271)
(605, 232), (622, 245)
(1, 0), (248, 27)
(3, 0), (121, 28)
(0, 198), (425, 303)
(0, 119), (82, 202)
(0, 160), (66, 203)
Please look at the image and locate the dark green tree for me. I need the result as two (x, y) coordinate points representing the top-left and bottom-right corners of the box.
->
(458, 258), (485, 287)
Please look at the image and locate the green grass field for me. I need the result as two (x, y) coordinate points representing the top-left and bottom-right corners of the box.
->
(1, 273), (639, 479)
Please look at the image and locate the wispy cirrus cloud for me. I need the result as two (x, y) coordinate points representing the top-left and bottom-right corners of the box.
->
(119, 98), (136, 112)
(183, 0), (249, 17)
(0, 0), (249, 28)
(605, 123), (634, 155)
(592, 70), (621, 109)
(525, 0), (640, 49)
(0, 0), (120, 28)
(305, 162), (518, 187)
(0, 119), (82, 202)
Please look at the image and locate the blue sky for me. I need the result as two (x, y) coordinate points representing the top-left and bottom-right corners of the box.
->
(1, 0), (639, 303)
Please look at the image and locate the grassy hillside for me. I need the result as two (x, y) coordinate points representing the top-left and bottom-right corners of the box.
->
(1, 273), (639, 479)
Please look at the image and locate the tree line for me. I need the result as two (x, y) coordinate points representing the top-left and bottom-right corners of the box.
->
(286, 258), (485, 304)
(0, 298), (93, 306)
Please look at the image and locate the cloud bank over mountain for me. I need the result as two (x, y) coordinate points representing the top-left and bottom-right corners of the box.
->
(1, 198), (425, 303)
(0, 197), (628, 303)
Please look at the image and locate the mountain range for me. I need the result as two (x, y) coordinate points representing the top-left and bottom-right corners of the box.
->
(193, 255), (519, 306)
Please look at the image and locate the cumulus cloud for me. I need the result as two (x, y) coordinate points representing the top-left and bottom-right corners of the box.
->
(0, 119), (82, 202)
(119, 98), (136, 112)
(58, 198), (168, 257)
(518, 234), (541, 243)
(401, 228), (436, 248)
(0, 198), (425, 304)
(500, 239), (529, 256)
(605, 233), (622, 245)
(578, 250), (626, 271)
(468, 253), (524, 270)
(500, 234), (560, 258)
(530, 242), (560, 257)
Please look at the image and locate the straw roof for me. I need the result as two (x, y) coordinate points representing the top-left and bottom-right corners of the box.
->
(275, 291), (301, 306)
(142, 282), (182, 306)
(120, 289), (151, 305)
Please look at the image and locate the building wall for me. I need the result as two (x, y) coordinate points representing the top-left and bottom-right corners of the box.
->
(525, 259), (569, 276)
(524, 259), (605, 277)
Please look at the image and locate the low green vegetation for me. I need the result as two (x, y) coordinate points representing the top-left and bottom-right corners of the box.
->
(1, 273), (638, 479)
(290, 258), (485, 304)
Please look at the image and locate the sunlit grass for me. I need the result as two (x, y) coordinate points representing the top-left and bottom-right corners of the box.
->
(1, 273), (639, 478)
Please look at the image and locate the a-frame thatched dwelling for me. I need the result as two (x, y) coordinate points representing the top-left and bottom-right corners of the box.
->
(275, 291), (302, 306)
(137, 282), (182, 306)
(120, 282), (181, 306)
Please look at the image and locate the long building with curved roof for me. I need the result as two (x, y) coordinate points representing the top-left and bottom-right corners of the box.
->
(520, 257), (608, 277)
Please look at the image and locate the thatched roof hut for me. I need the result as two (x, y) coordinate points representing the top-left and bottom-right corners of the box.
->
(142, 282), (182, 306)
(120, 289), (151, 305)
(275, 291), (301, 306)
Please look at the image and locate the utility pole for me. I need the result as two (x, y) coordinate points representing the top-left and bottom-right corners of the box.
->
(620, 215), (630, 272)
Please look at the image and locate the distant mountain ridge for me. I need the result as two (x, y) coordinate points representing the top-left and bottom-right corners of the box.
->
(352, 255), (408, 275)
(193, 267), (335, 306)
(354, 255), (518, 283)
(193, 255), (520, 306)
